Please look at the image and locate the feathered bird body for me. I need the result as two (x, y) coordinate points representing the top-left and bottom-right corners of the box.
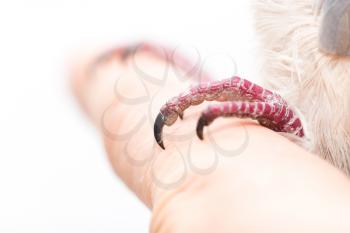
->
(254, 0), (350, 175)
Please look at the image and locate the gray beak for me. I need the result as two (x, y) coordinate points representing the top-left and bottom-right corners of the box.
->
(319, 0), (350, 56)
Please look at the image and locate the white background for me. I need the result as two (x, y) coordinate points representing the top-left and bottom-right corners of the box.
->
(0, 1), (257, 232)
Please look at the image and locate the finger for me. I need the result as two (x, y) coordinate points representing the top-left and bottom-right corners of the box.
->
(70, 44), (206, 208)
(69, 44), (281, 210)
(70, 46), (350, 233)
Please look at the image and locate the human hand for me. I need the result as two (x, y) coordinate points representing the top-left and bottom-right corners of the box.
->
(71, 43), (350, 233)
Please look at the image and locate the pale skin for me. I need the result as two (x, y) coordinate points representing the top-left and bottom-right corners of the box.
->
(71, 44), (350, 233)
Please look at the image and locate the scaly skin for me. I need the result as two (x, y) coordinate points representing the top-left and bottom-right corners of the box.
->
(90, 42), (305, 150)
(154, 76), (305, 149)
(196, 101), (304, 140)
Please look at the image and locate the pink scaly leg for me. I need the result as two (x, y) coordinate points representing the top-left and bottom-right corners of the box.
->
(154, 76), (304, 149)
(196, 101), (304, 140)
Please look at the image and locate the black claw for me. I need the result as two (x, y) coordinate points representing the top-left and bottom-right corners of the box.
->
(196, 115), (208, 140)
(154, 113), (166, 150)
(179, 112), (184, 120)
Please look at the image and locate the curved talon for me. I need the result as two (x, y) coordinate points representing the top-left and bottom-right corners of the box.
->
(154, 113), (166, 150)
(196, 115), (209, 140)
(154, 76), (305, 149)
(195, 101), (305, 141)
(179, 112), (184, 120)
(155, 77), (286, 129)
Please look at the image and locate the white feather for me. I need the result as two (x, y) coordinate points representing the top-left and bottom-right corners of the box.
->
(254, 0), (350, 175)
